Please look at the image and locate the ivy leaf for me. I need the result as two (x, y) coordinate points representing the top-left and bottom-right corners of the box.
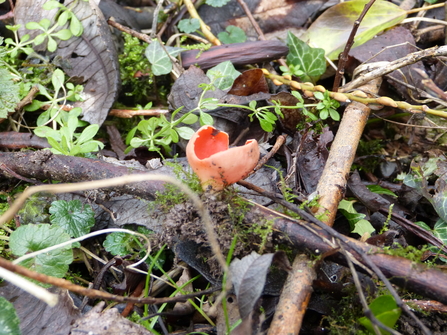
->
(9, 224), (73, 279)
(218, 25), (247, 44)
(286, 32), (326, 83)
(205, 0), (231, 7)
(338, 199), (375, 236)
(0, 297), (21, 335)
(178, 18), (200, 34)
(206, 61), (241, 90)
(145, 40), (183, 76)
(302, 0), (406, 60)
(0, 68), (20, 118)
(49, 199), (95, 238)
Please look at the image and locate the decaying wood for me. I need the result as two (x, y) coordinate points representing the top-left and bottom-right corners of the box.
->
(267, 254), (316, 335)
(0, 151), (165, 199)
(314, 76), (382, 224)
(180, 40), (289, 70)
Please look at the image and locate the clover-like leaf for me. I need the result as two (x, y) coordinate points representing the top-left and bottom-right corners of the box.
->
(286, 32), (326, 83)
(178, 18), (200, 34)
(50, 199), (95, 238)
(218, 25), (247, 44)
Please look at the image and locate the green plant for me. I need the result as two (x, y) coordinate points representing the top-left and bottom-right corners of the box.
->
(218, 25), (247, 44)
(314, 90), (341, 121)
(119, 33), (154, 103)
(34, 107), (104, 156)
(358, 295), (401, 335)
(283, 31), (326, 84)
(125, 103), (199, 156)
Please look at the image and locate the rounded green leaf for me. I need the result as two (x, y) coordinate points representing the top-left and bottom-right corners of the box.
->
(176, 126), (195, 140)
(76, 124), (99, 144)
(70, 16), (83, 36)
(181, 113), (199, 125)
(178, 18), (200, 34)
(9, 224), (73, 278)
(50, 199), (95, 238)
(302, 0), (406, 60)
(52, 29), (72, 41)
(25, 21), (43, 30)
(47, 36), (57, 52)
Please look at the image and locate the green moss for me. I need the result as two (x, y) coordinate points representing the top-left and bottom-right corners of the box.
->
(118, 33), (154, 105)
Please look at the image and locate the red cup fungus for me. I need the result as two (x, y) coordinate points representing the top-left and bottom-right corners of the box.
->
(186, 125), (260, 191)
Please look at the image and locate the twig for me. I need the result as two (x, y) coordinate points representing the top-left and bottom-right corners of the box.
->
(0, 256), (218, 305)
(0, 264), (58, 307)
(183, 0), (221, 45)
(333, 0), (377, 92)
(151, 0), (165, 38)
(340, 45), (447, 92)
(107, 19), (152, 43)
(339, 244), (400, 335)
(267, 254), (316, 334)
(235, 0), (265, 40)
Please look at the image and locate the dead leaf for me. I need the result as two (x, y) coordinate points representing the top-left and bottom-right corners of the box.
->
(229, 251), (290, 320)
(15, 0), (120, 126)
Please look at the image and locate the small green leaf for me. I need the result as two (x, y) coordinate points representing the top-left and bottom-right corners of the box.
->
(259, 118), (273, 132)
(25, 22), (43, 30)
(50, 199), (95, 238)
(70, 16), (83, 36)
(52, 68), (65, 93)
(52, 29), (72, 41)
(170, 128), (179, 143)
(181, 113), (199, 125)
(47, 36), (57, 52)
(178, 18), (200, 34)
(218, 25), (247, 44)
(205, 0), (231, 8)
(366, 185), (397, 198)
(76, 124), (99, 144)
(57, 10), (70, 26)
(79, 140), (103, 153)
(199, 112), (214, 126)
(0, 297), (21, 335)
(358, 295), (401, 335)
(38, 19), (52, 31)
(43, 0), (64, 10)
(206, 61), (241, 90)
(34, 126), (61, 142)
(33, 34), (46, 46)
(286, 32), (326, 83)
(47, 136), (65, 154)
(104, 232), (135, 256)
(9, 224), (73, 279)
(176, 126), (196, 140)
